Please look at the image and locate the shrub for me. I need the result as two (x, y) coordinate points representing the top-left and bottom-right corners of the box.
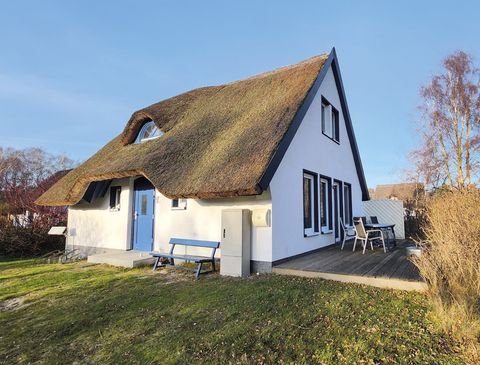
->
(0, 217), (65, 257)
(414, 190), (480, 359)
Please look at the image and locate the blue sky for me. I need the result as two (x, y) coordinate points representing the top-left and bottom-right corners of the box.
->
(1, 1), (479, 187)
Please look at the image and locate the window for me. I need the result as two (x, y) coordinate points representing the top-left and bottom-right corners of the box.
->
(343, 183), (353, 226)
(320, 176), (332, 232)
(321, 97), (340, 142)
(303, 171), (318, 236)
(140, 193), (148, 215)
(321, 101), (331, 137)
(135, 120), (163, 143)
(320, 179), (328, 227)
(109, 186), (121, 210)
(171, 198), (187, 210)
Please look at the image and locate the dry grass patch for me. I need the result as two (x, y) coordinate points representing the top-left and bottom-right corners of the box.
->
(413, 190), (480, 361)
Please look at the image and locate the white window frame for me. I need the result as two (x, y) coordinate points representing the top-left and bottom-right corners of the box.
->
(109, 186), (121, 211)
(343, 183), (353, 226)
(321, 102), (332, 138)
(320, 177), (332, 233)
(303, 172), (317, 237)
(171, 198), (187, 210)
(135, 120), (163, 143)
(321, 97), (340, 143)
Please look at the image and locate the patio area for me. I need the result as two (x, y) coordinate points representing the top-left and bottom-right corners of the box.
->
(273, 240), (426, 291)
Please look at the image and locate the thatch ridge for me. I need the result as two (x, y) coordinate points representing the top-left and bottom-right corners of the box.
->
(36, 53), (329, 206)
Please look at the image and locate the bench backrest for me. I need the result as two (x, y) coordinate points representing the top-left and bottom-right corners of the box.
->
(169, 238), (220, 249)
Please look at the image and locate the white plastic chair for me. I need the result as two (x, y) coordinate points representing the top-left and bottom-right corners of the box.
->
(353, 218), (386, 254)
(340, 218), (356, 250)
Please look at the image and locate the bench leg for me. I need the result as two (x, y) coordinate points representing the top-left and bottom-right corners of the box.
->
(152, 256), (160, 271)
(169, 258), (175, 266)
(195, 262), (203, 280)
(211, 259), (216, 272)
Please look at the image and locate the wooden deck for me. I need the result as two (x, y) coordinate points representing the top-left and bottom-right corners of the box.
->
(273, 240), (426, 291)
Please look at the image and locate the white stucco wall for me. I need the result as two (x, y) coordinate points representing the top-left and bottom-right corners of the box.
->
(154, 193), (272, 262)
(66, 178), (134, 251)
(270, 66), (365, 261)
(67, 177), (272, 262)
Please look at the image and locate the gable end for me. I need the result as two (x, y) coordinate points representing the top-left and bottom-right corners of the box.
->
(257, 48), (369, 201)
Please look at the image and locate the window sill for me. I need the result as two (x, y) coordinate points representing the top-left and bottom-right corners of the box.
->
(171, 207), (187, 211)
(109, 208), (120, 212)
(321, 131), (340, 144)
(304, 232), (320, 238)
(139, 136), (161, 143)
(321, 229), (333, 234)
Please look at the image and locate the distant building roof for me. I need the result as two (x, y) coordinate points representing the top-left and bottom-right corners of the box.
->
(370, 182), (424, 201)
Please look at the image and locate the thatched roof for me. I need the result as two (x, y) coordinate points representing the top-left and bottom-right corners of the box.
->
(37, 50), (367, 206)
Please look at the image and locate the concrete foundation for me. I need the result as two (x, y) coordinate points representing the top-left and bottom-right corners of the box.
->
(87, 251), (155, 268)
(66, 244), (125, 259)
(251, 260), (272, 274)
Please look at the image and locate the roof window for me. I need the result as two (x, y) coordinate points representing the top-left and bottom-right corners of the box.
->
(135, 120), (163, 143)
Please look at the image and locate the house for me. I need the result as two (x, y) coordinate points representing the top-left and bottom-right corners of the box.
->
(36, 48), (369, 273)
(370, 182), (424, 202)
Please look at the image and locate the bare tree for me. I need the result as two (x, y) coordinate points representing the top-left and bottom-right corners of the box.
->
(0, 147), (74, 226)
(410, 51), (480, 191)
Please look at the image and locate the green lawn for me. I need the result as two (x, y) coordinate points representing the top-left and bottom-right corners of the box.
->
(0, 259), (465, 364)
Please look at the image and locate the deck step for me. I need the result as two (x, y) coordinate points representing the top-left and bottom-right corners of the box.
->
(87, 251), (154, 268)
(272, 267), (427, 292)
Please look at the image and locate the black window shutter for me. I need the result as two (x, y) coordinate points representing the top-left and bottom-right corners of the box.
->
(344, 183), (353, 225)
(337, 180), (343, 223)
(334, 108), (340, 142)
(328, 178), (333, 231)
(349, 187), (353, 225)
(313, 174), (319, 233)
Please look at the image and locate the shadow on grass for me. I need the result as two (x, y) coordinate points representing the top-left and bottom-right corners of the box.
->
(0, 266), (76, 281)
(0, 258), (37, 271)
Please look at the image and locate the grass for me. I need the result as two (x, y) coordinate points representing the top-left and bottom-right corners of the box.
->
(0, 259), (467, 364)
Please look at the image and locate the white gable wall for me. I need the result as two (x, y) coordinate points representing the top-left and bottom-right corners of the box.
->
(270, 66), (365, 262)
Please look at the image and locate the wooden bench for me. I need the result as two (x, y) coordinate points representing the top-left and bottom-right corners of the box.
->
(150, 238), (220, 279)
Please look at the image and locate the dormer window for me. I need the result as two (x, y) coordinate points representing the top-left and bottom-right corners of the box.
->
(135, 120), (163, 143)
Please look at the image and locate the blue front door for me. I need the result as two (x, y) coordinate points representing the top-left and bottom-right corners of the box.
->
(132, 178), (155, 251)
